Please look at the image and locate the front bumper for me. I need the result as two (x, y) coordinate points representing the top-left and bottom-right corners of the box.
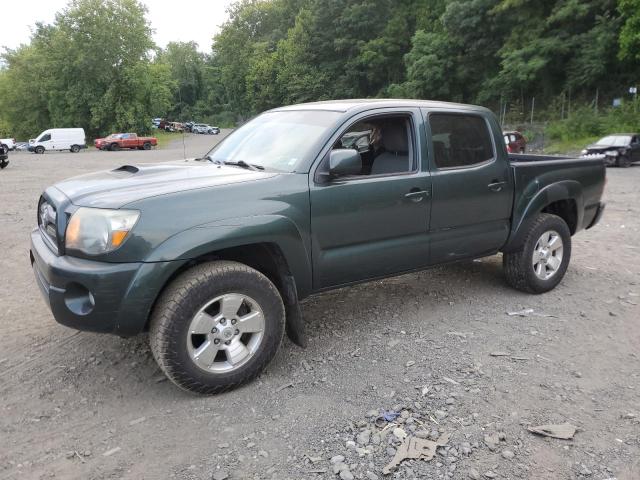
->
(30, 229), (168, 335)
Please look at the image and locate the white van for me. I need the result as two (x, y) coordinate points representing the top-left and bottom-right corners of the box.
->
(29, 128), (86, 154)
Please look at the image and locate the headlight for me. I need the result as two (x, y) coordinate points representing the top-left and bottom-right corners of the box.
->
(580, 149), (588, 155)
(65, 207), (139, 255)
(606, 150), (619, 157)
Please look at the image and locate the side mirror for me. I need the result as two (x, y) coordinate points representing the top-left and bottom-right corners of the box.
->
(329, 149), (361, 177)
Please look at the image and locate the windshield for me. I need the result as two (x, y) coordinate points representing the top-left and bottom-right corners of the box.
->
(595, 135), (631, 146)
(205, 110), (341, 172)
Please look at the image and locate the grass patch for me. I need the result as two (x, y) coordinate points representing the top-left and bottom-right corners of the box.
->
(152, 130), (180, 148)
(544, 136), (599, 155)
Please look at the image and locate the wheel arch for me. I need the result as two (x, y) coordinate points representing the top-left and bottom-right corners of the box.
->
(141, 241), (299, 332)
(503, 181), (583, 252)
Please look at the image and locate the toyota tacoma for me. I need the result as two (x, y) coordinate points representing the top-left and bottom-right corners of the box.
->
(30, 100), (606, 394)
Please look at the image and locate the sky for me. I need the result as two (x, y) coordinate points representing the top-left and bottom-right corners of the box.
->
(0, 0), (236, 53)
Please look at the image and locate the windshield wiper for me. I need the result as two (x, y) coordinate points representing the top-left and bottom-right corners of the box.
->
(221, 160), (264, 170)
(196, 156), (264, 170)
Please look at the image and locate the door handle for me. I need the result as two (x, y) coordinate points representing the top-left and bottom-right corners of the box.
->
(405, 189), (430, 202)
(487, 180), (507, 192)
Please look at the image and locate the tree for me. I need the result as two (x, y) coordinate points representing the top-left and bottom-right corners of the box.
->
(619, 0), (640, 60)
(0, 0), (170, 138)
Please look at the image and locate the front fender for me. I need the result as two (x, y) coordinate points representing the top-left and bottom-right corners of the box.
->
(504, 180), (584, 251)
(144, 214), (313, 297)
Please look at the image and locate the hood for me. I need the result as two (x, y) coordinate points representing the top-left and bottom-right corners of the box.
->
(586, 144), (624, 151)
(52, 159), (279, 208)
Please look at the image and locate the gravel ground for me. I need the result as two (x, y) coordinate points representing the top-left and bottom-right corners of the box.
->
(0, 135), (639, 480)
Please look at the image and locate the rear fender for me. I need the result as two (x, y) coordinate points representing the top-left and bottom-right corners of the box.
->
(504, 181), (583, 252)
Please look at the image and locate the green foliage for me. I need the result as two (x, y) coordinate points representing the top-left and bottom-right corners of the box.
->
(546, 102), (640, 143)
(1, 0), (639, 138)
(619, 0), (640, 60)
(0, 0), (171, 138)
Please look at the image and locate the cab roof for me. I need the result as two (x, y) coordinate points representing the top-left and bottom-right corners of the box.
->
(271, 98), (490, 114)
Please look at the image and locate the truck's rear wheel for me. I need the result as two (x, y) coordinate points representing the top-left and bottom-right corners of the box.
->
(70, 145), (80, 153)
(503, 213), (571, 294)
(143, 142), (151, 150)
(149, 261), (285, 394)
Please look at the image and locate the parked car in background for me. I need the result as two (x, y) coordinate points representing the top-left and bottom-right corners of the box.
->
(165, 122), (184, 133)
(192, 124), (220, 135)
(95, 133), (158, 151)
(184, 122), (194, 132)
(581, 133), (640, 168)
(0, 143), (9, 169)
(28, 128), (86, 154)
(1, 138), (16, 151)
(503, 131), (526, 153)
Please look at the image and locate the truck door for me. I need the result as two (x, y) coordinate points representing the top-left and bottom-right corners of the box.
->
(423, 110), (513, 263)
(309, 109), (432, 288)
(38, 132), (53, 150)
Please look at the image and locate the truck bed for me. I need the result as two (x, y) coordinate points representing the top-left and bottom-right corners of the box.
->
(507, 153), (606, 237)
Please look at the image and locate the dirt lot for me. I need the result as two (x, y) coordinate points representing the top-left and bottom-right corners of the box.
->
(1, 136), (638, 480)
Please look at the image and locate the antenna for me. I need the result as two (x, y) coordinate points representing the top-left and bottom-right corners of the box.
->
(177, 84), (186, 160)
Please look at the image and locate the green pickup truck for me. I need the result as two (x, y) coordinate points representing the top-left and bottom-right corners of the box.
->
(30, 100), (606, 394)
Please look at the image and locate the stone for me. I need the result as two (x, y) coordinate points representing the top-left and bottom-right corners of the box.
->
(366, 472), (379, 480)
(212, 471), (229, 480)
(468, 469), (481, 480)
(340, 469), (354, 480)
(357, 429), (371, 445)
(502, 450), (515, 460)
(330, 455), (345, 464)
(393, 428), (407, 441)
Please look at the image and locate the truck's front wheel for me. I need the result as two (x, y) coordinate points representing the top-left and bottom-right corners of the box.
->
(503, 213), (571, 294)
(149, 261), (285, 394)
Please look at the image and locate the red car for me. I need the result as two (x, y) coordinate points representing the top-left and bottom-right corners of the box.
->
(95, 133), (158, 151)
(503, 131), (526, 153)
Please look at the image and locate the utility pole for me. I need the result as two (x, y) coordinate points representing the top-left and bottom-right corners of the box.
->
(595, 88), (599, 115)
(530, 97), (535, 124)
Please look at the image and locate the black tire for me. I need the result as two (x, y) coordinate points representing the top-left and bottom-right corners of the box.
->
(70, 145), (80, 153)
(34, 146), (45, 154)
(143, 142), (151, 150)
(149, 261), (285, 394)
(617, 155), (630, 168)
(110, 143), (120, 152)
(503, 213), (571, 294)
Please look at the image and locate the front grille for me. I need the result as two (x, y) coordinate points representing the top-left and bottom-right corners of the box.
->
(38, 197), (58, 250)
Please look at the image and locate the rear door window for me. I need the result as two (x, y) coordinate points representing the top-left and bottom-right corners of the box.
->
(429, 113), (494, 169)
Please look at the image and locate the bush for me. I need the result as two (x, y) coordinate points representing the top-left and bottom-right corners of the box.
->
(546, 102), (640, 142)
